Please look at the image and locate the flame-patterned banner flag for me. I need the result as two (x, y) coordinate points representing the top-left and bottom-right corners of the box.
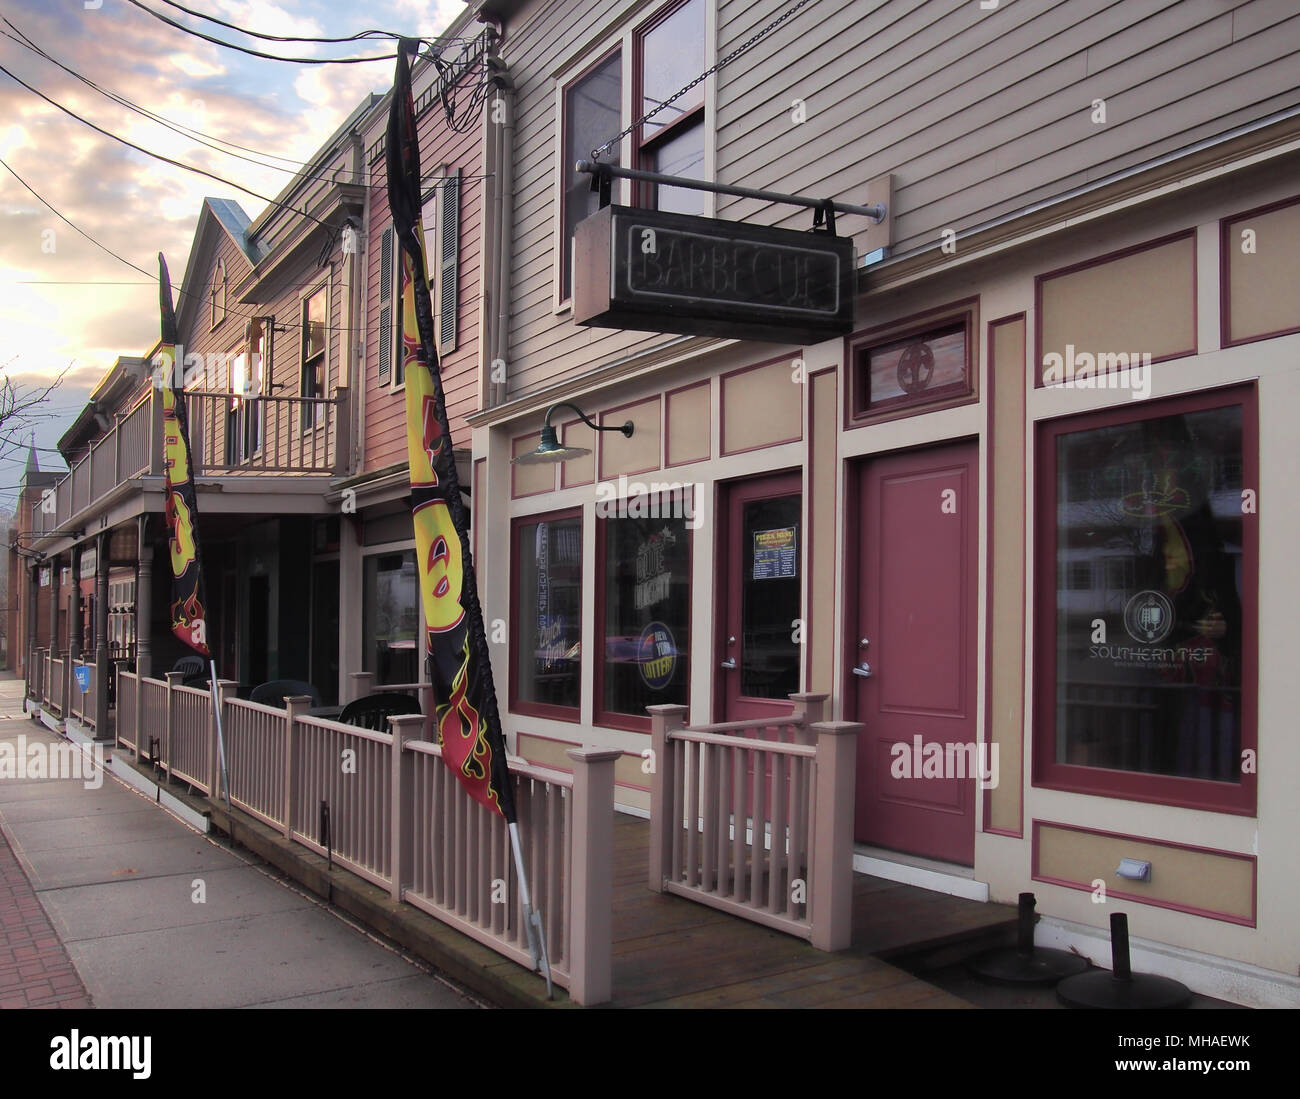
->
(157, 254), (210, 657)
(388, 40), (515, 822)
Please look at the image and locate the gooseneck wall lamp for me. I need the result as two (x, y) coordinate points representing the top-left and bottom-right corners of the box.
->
(510, 401), (634, 465)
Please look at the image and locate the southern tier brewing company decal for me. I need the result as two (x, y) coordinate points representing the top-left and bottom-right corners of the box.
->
(1087, 474), (1217, 671)
(573, 205), (855, 343)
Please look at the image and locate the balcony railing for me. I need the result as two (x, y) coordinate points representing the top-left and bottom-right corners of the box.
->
(29, 386), (349, 539)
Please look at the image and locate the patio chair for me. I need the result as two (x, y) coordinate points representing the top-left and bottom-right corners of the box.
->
(337, 691), (422, 732)
(172, 654), (208, 688)
(249, 679), (322, 708)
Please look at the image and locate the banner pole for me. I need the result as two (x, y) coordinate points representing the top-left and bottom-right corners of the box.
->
(208, 659), (230, 807)
(509, 820), (552, 998)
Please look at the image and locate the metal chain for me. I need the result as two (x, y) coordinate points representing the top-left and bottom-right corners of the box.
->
(590, 0), (817, 161)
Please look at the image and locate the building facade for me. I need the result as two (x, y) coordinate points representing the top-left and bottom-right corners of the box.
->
(465, 0), (1300, 1001)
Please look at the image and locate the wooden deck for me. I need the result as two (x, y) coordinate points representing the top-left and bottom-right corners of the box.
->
(609, 814), (1017, 1008)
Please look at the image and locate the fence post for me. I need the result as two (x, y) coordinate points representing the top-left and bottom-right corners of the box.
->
(283, 695), (312, 837)
(565, 745), (621, 1006)
(808, 721), (860, 952)
(348, 671), (373, 703)
(134, 667), (145, 764)
(213, 680), (237, 802)
(388, 714), (422, 903)
(646, 704), (688, 895)
(164, 672), (184, 781)
(789, 692), (827, 744)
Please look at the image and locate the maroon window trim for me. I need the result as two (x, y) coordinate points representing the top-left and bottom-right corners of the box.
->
(1032, 383), (1258, 815)
(631, 0), (705, 210)
(509, 506), (584, 723)
(844, 297), (979, 429)
(593, 488), (694, 733)
(1219, 192), (1300, 349)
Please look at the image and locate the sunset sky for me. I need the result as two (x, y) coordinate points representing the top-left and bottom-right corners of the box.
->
(0, 0), (463, 513)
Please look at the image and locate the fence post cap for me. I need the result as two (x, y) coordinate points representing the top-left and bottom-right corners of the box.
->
(164, 671), (185, 686)
(789, 692), (829, 702)
(809, 720), (862, 736)
(387, 713), (424, 740)
(645, 704), (689, 716)
(565, 746), (623, 764)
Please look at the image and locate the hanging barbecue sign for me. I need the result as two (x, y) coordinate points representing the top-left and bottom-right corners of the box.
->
(573, 204), (856, 343)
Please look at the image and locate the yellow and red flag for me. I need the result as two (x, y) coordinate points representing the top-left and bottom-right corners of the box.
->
(387, 40), (514, 822)
(157, 254), (210, 657)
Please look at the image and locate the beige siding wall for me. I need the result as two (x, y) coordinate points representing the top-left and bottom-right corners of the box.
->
(498, 0), (1300, 401)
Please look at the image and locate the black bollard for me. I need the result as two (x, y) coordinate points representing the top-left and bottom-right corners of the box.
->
(969, 892), (1090, 985)
(1057, 911), (1191, 1008)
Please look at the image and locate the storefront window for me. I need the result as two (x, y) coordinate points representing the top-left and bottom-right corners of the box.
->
(598, 508), (690, 725)
(363, 551), (419, 685)
(1038, 392), (1254, 808)
(513, 513), (582, 716)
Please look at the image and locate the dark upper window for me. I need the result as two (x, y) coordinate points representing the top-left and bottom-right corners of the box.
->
(560, 0), (709, 301)
(562, 50), (622, 302)
(301, 286), (327, 429)
(635, 0), (707, 215)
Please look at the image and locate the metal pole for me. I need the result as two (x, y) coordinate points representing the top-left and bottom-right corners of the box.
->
(508, 821), (552, 998)
(575, 159), (887, 222)
(208, 659), (230, 807)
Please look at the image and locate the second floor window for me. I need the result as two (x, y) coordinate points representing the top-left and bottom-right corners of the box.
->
(301, 286), (327, 429)
(559, 0), (709, 302)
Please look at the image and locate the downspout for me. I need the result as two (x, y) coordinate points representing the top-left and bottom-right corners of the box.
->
(492, 71), (515, 409)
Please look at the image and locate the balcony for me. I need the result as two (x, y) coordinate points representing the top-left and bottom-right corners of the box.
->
(29, 386), (349, 541)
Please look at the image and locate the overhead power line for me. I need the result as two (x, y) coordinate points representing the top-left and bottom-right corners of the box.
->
(0, 154), (366, 337)
(124, 0), (411, 64)
(2, 19), (494, 189)
(0, 59), (336, 227)
(152, 0), (473, 46)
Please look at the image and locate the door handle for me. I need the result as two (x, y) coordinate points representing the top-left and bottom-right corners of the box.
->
(720, 658), (737, 670)
(852, 662), (872, 678)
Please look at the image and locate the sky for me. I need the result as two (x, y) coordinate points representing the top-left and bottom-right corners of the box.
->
(0, 0), (465, 513)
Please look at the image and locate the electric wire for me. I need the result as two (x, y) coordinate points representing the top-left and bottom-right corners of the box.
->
(0, 154), (367, 337)
(123, 0), (406, 64)
(1, 20), (495, 189)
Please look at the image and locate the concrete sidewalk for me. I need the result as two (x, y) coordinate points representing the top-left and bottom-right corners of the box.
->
(0, 678), (480, 1009)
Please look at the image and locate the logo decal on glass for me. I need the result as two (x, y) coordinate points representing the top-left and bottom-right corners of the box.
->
(637, 621), (677, 690)
(1123, 589), (1175, 644)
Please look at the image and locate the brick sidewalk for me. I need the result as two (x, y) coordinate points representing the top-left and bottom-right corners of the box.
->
(0, 826), (92, 1009)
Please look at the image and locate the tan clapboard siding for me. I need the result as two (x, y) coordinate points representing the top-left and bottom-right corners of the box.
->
(362, 92), (483, 474)
(502, 0), (683, 397)
(497, 0), (1300, 399)
(712, 0), (1300, 254)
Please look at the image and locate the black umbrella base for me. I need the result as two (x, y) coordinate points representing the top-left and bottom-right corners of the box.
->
(1057, 969), (1192, 1009)
(970, 946), (1091, 985)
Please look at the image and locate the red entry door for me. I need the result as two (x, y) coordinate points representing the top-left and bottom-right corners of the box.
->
(850, 442), (978, 865)
(718, 472), (803, 723)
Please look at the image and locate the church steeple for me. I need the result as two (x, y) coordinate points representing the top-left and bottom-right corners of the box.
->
(23, 435), (39, 476)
